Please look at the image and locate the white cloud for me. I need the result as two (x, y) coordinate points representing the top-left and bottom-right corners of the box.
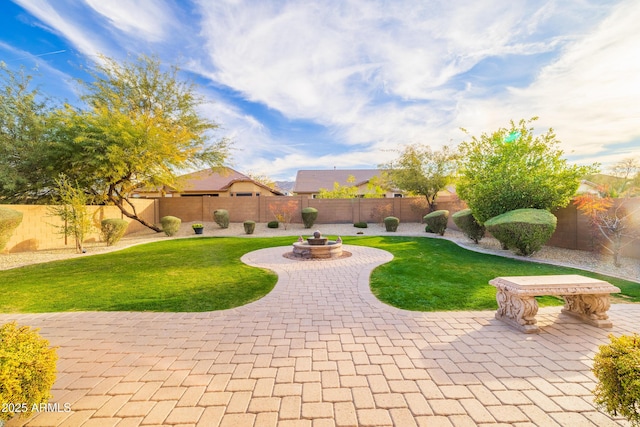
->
(456, 0), (640, 158)
(9, 0), (637, 179)
(13, 0), (110, 57)
(83, 0), (175, 42)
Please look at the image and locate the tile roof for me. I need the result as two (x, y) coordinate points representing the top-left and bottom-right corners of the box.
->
(166, 167), (284, 195)
(293, 169), (382, 193)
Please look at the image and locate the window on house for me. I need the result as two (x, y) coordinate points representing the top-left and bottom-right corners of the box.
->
(235, 192), (253, 197)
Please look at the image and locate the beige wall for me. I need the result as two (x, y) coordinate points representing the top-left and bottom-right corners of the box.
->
(158, 195), (464, 225)
(156, 195), (639, 260)
(4, 196), (638, 260)
(2, 199), (157, 253)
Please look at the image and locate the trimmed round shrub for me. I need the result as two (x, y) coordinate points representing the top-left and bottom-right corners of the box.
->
(383, 216), (399, 232)
(423, 210), (449, 236)
(100, 218), (129, 246)
(244, 220), (256, 234)
(160, 216), (181, 236)
(452, 209), (485, 243)
(0, 322), (58, 423)
(0, 207), (23, 252)
(301, 207), (318, 229)
(353, 221), (368, 228)
(213, 209), (230, 229)
(484, 208), (557, 256)
(593, 334), (640, 425)
(267, 220), (279, 229)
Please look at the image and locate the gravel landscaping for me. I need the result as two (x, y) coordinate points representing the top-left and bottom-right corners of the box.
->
(2, 221), (638, 284)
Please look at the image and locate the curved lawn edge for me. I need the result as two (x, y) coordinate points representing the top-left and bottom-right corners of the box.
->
(350, 236), (639, 312)
(1, 235), (637, 313)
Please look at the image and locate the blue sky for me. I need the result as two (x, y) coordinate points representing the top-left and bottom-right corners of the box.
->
(2, 0), (639, 181)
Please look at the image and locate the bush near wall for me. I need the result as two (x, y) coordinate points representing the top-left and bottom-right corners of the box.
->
(160, 216), (181, 236)
(452, 209), (485, 243)
(0, 322), (58, 423)
(0, 207), (23, 251)
(244, 220), (256, 234)
(423, 210), (449, 236)
(384, 216), (399, 232)
(485, 208), (557, 256)
(301, 207), (318, 229)
(100, 218), (129, 246)
(213, 209), (230, 229)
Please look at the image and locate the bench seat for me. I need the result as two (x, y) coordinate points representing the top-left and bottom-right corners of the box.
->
(489, 275), (621, 333)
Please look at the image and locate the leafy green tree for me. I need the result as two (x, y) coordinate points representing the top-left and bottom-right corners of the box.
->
(457, 118), (596, 223)
(381, 144), (458, 211)
(49, 54), (230, 231)
(0, 63), (54, 202)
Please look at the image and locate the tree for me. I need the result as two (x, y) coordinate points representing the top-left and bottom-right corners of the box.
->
(574, 189), (639, 267)
(268, 199), (298, 230)
(49, 54), (230, 231)
(381, 144), (458, 212)
(0, 63), (54, 203)
(317, 174), (387, 199)
(48, 175), (93, 253)
(247, 172), (277, 190)
(318, 175), (359, 199)
(610, 157), (639, 196)
(457, 117), (596, 223)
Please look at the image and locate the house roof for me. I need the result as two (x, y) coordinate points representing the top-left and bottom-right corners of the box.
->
(137, 167), (284, 195)
(293, 169), (383, 193)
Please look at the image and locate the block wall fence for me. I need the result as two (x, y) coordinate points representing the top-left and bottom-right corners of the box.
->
(2, 199), (158, 253)
(2, 196), (638, 260)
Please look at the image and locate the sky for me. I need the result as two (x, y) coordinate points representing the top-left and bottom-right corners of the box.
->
(1, 0), (639, 181)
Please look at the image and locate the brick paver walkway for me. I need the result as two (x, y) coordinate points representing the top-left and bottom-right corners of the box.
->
(3, 244), (636, 426)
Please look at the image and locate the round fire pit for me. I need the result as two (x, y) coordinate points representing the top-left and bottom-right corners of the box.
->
(291, 231), (343, 259)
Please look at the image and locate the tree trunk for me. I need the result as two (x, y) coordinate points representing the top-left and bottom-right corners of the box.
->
(108, 194), (162, 232)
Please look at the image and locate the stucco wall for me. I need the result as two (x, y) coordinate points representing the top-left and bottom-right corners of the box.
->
(2, 199), (157, 253)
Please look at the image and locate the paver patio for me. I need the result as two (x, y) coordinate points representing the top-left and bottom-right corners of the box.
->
(2, 244), (636, 426)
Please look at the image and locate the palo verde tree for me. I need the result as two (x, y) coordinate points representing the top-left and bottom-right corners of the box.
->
(317, 174), (387, 198)
(0, 63), (55, 202)
(457, 117), (595, 223)
(48, 174), (93, 253)
(381, 144), (458, 212)
(49, 54), (230, 231)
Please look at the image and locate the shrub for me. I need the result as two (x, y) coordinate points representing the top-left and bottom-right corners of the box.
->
(0, 322), (58, 423)
(484, 208), (557, 256)
(100, 218), (129, 246)
(593, 334), (640, 425)
(0, 207), (23, 252)
(244, 220), (256, 234)
(160, 216), (181, 236)
(423, 210), (449, 236)
(383, 216), (399, 232)
(213, 209), (229, 229)
(452, 209), (485, 243)
(354, 222), (368, 228)
(301, 207), (318, 229)
(267, 220), (279, 229)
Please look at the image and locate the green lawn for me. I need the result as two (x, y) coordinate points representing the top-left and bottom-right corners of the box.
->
(1, 236), (638, 313)
(355, 236), (640, 311)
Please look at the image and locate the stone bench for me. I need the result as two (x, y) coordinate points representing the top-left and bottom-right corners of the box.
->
(489, 275), (621, 333)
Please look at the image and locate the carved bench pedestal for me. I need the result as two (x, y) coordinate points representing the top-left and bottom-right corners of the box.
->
(490, 275), (620, 334)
